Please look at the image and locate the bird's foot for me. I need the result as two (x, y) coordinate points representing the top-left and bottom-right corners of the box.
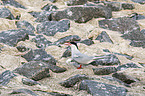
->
(77, 64), (82, 69)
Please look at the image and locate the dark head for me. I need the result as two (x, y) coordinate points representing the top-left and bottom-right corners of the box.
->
(64, 41), (78, 49)
(70, 42), (78, 49)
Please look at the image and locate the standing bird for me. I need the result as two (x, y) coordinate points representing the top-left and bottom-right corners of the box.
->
(65, 42), (103, 69)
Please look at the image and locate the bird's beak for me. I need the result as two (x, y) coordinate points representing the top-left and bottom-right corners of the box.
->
(64, 42), (71, 46)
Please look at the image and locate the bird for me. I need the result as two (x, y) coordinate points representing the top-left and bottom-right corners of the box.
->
(65, 42), (103, 69)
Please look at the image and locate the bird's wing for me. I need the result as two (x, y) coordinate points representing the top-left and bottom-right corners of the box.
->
(73, 54), (84, 58)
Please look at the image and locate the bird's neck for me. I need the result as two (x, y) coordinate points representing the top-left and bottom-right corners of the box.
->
(71, 45), (80, 55)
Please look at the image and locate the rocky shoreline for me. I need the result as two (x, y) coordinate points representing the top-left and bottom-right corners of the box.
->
(0, 0), (145, 96)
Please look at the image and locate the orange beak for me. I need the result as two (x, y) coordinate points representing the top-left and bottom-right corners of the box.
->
(64, 42), (71, 46)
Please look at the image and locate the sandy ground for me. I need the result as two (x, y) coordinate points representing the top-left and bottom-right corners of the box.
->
(0, 0), (145, 96)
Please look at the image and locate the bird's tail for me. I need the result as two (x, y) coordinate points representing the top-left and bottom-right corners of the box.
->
(93, 56), (104, 60)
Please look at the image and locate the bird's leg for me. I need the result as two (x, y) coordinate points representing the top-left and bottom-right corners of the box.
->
(77, 64), (82, 69)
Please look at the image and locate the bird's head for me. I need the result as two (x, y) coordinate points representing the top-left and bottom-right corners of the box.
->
(64, 41), (78, 49)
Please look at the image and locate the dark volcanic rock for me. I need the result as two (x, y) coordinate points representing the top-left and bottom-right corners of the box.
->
(52, 5), (112, 23)
(102, 76), (130, 87)
(129, 13), (145, 20)
(61, 46), (71, 58)
(93, 67), (117, 75)
(54, 35), (81, 45)
(2, 0), (26, 9)
(16, 20), (35, 35)
(80, 39), (94, 46)
(99, 17), (140, 34)
(117, 63), (140, 71)
(35, 11), (52, 22)
(13, 61), (50, 81)
(35, 90), (72, 96)
(113, 53), (133, 60)
(31, 35), (52, 48)
(59, 74), (90, 88)
(139, 63), (145, 67)
(41, 4), (58, 11)
(0, 8), (14, 20)
(131, 0), (145, 4)
(28, 11), (41, 18)
(122, 3), (135, 10)
(10, 89), (38, 96)
(79, 80), (127, 96)
(112, 73), (139, 84)
(121, 30), (145, 40)
(49, 0), (56, 3)
(105, 2), (122, 11)
(130, 40), (145, 48)
(0, 29), (29, 47)
(103, 49), (133, 60)
(36, 20), (70, 36)
(22, 78), (40, 86)
(66, 0), (87, 6)
(47, 63), (67, 73)
(22, 48), (56, 65)
(0, 70), (16, 86)
(95, 31), (113, 44)
(16, 45), (30, 52)
(90, 54), (120, 66)
(99, 17), (145, 41)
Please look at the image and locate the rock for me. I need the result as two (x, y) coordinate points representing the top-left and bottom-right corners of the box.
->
(16, 45), (30, 52)
(41, 4), (58, 11)
(66, 0), (87, 6)
(28, 11), (41, 18)
(61, 46), (71, 58)
(103, 49), (111, 52)
(79, 80), (128, 96)
(36, 20), (70, 36)
(16, 20), (35, 35)
(0, 70), (16, 86)
(35, 90), (72, 96)
(102, 76), (130, 87)
(99, 17), (145, 41)
(105, 2), (122, 11)
(31, 35), (52, 48)
(131, 0), (145, 4)
(95, 31), (113, 44)
(59, 74), (90, 88)
(139, 63), (145, 67)
(0, 29), (29, 47)
(130, 40), (145, 48)
(47, 63), (67, 73)
(13, 61), (50, 81)
(35, 11), (52, 22)
(121, 30), (145, 40)
(21, 48), (57, 65)
(80, 39), (94, 46)
(103, 49), (133, 60)
(54, 35), (81, 45)
(113, 53), (133, 60)
(129, 13), (145, 20)
(99, 17), (140, 34)
(83, 2), (99, 7)
(10, 89), (38, 96)
(51, 5), (112, 23)
(117, 63), (141, 71)
(22, 78), (40, 86)
(0, 8), (14, 20)
(90, 54), (120, 66)
(93, 67), (117, 75)
(122, 3), (135, 10)
(112, 73), (139, 84)
(49, 0), (56, 3)
(2, 0), (26, 9)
